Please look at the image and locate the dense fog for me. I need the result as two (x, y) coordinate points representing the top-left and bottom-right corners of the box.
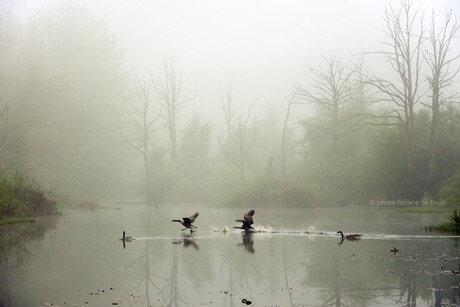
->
(1, 0), (459, 207)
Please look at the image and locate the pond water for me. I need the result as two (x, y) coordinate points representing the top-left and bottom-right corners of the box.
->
(1, 204), (459, 307)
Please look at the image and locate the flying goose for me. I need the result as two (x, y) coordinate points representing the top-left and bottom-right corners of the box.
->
(234, 209), (255, 231)
(172, 211), (199, 231)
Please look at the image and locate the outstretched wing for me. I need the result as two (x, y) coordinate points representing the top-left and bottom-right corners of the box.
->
(187, 211), (199, 223)
(243, 210), (254, 225)
(236, 219), (253, 229)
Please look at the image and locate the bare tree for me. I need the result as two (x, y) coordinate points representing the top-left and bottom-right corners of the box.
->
(0, 104), (9, 177)
(219, 100), (256, 183)
(365, 0), (425, 172)
(424, 10), (459, 172)
(0, 1), (14, 177)
(117, 73), (162, 203)
(295, 56), (355, 156)
(219, 80), (237, 144)
(154, 58), (193, 163)
(281, 92), (301, 179)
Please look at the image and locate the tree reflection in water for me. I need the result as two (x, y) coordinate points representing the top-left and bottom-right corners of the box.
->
(0, 217), (58, 306)
(120, 213), (201, 306)
(303, 238), (460, 306)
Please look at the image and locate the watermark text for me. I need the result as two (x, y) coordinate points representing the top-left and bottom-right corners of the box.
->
(369, 199), (447, 206)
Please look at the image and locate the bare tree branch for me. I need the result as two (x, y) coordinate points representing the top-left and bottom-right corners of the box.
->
(295, 55), (357, 156)
(116, 72), (162, 202)
(153, 58), (194, 162)
(364, 0), (425, 171)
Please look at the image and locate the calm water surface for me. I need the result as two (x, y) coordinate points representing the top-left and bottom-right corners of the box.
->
(1, 204), (459, 307)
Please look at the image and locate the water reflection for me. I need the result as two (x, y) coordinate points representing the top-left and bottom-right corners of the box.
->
(119, 210), (206, 306)
(238, 232), (255, 254)
(0, 217), (57, 307)
(172, 233), (199, 250)
(304, 237), (460, 306)
(2, 205), (460, 307)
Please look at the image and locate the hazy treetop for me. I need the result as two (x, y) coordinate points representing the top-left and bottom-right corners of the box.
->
(12, 0), (460, 122)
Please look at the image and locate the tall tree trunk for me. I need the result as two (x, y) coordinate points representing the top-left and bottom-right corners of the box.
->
(425, 10), (459, 179)
(281, 100), (292, 179)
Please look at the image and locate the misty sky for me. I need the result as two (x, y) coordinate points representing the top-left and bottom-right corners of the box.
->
(16, 0), (460, 129)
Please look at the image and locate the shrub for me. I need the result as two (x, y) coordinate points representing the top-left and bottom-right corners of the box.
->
(0, 174), (57, 217)
(438, 172), (460, 207)
(425, 209), (460, 233)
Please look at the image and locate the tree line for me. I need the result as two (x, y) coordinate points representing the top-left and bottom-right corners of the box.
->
(0, 0), (459, 208)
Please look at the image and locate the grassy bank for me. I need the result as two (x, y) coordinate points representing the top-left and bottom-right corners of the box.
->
(399, 206), (451, 214)
(425, 209), (460, 233)
(0, 174), (58, 223)
(0, 216), (35, 226)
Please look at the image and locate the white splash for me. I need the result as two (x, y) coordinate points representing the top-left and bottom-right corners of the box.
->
(252, 225), (274, 232)
(210, 225), (233, 233)
(305, 226), (316, 234)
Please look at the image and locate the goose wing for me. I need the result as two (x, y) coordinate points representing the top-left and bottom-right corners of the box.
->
(235, 219), (252, 229)
(243, 210), (254, 225)
(187, 211), (199, 223)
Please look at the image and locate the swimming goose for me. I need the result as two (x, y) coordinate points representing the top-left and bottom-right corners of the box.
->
(234, 209), (255, 231)
(172, 211), (199, 231)
(120, 231), (133, 241)
(337, 230), (361, 240)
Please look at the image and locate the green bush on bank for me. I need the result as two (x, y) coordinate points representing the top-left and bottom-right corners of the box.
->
(438, 172), (460, 207)
(425, 209), (460, 233)
(0, 174), (58, 219)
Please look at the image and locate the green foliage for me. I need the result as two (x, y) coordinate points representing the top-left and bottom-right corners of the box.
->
(359, 127), (407, 200)
(299, 104), (460, 205)
(438, 172), (460, 207)
(430, 105), (460, 188)
(149, 149), (178, 203)
(175, 116), (214, 202)
(147, 115), (215, 203)
(425, 209), (460, 233)
(0, 174), (58, 218)
(0, 216), (35, 226)
(1, 2), (128, 202)
(224, 178), (315, 207)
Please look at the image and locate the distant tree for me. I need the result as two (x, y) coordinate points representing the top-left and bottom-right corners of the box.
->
(219, 80), (237, 144)
(295, 56), (356, 157)
(281, 92), (300, 179)
(424, 10), (459, 175)
(1, 2), (127, 200)
(117, 73), (162, 203)
(365, 0), (425, 172)
(0, 1), (15, 177)
(153, 58), (193, 163)
(149, 148), (175, 203)
(176, 115), (213, 201)
(0, 105), (9, 177)
(218, 98), (256, 183)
